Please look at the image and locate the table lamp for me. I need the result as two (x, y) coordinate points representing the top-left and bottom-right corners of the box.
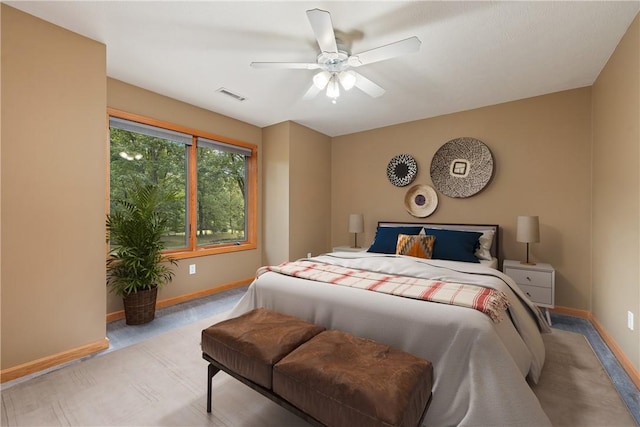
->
(348, 214), (364, 248)
(517, 215), (540, 265)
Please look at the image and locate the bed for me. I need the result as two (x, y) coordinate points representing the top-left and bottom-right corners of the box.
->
(229, 222), (552, 426)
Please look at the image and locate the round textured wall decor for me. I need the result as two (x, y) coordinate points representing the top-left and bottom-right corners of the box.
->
(430, 137), (494, 198)
(387, 154), (418, 187)
(404, 184), (438, 217)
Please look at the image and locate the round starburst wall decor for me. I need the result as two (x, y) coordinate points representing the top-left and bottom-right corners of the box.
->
(387, 154), (418, 187)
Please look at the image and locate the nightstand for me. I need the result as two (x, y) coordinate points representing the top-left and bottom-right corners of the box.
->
(503, 260), (555, 326)
(332, 246), (367, 253)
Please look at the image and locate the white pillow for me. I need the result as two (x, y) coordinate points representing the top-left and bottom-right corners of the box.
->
(475, 229), (495, 261)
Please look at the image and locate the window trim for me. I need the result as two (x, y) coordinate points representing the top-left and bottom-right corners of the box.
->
(107, 108), (257, 259)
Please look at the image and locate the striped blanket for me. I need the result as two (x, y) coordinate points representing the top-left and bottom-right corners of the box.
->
(257, 260), (510, 323)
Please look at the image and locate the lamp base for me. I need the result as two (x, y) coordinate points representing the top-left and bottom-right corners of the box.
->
(521, 242), (536, 265)
(351, 233), (361, 249)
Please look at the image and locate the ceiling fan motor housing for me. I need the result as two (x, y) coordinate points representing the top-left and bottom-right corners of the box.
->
(317, 51), (350, 72)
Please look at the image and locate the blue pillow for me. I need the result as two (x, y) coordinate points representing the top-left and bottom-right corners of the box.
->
(367, 226), (423, 254)
(423, 228), (482, 263)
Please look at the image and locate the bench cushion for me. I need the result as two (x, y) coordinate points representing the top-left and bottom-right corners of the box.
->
(201, 308), (325, 389)
(273, 330), (433, 427)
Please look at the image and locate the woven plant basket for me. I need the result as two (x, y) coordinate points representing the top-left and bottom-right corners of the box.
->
(123, 286), (158, 325)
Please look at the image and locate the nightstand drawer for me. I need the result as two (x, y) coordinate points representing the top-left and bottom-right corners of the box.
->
(503, 260), (555, 324)
(504, 268), (553, 288)
(518, 284), (553, 306)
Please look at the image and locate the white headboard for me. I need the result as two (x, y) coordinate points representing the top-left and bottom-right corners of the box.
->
(377, 221), (500, 260)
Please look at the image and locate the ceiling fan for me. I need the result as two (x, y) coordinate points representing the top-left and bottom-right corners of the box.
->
(250, 9), (421, 103)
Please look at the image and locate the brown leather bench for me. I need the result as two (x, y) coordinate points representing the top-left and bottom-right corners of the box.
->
(202, 308), (433, 427)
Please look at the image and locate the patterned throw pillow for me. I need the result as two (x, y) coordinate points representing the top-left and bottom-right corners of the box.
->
(396, 234), (436, 259)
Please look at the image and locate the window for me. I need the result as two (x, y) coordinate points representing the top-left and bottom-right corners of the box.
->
(195, 137), (251, 246)
(108, 109), (257, 258)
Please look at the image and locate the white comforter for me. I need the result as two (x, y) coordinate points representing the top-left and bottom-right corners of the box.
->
(229, 252), (552, 427)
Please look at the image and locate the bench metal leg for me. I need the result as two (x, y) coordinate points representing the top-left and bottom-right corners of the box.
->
(202, 353), (325, 426)
(207, 363), (220, 413)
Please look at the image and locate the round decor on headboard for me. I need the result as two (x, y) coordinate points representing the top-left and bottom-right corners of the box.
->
(404, 184), (438, 217)
(430, 137), (494, 198)
(387, 154), (418, 187)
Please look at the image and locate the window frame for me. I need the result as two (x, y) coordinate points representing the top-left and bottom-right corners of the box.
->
(107, 108), (257, 260)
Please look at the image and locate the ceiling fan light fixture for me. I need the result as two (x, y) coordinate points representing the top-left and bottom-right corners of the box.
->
(338, 70), (357, 90)
(313, 71), (331, 89)
(251, 9), (420, 102)
(326, 75), (340, 99)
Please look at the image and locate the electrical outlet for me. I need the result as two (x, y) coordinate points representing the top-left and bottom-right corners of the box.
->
(628, 311), (634, 331)
(189, 264), (196, 275)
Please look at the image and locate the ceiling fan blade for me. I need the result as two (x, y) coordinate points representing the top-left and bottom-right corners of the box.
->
(348, 36), (421, 67)
(306, 9), (338, 54)
(354, 72), (385, 98)
(250, 62), (320, 70)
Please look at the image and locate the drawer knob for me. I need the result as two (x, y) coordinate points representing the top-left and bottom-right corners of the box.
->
(526, 276), (531, 281)
(526, 292), (531, 297)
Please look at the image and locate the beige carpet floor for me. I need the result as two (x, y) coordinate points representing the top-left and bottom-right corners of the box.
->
(1, 313), (636, 427)
(532, 329), (636, 426)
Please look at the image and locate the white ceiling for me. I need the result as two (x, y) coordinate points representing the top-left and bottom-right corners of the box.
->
(7, 1), (639, 137)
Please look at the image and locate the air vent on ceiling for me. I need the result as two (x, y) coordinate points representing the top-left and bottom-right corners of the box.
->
(216, 87), (247, 102)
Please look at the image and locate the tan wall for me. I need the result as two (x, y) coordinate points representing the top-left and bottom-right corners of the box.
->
(262, 122), (291, 266)
(262, 121), (331, 265)
(289, 122), (332, 259)
(1, 5), (107, 369)
(332, 88), (593, 310)
(592, 14), (639, 370)
(106, 79), (263, 313)
(2, 2), (636, 379)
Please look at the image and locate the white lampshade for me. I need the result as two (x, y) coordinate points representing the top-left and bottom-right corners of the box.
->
(326, 75), (340, 99)
(348, 214), (364, 233)
(338, 70), (357, 90)
(313, 71), (331, 89)
(516, 216), (540, 243)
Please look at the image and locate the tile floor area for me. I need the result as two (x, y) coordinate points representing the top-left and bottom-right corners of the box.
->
(105, 286), (248, 353)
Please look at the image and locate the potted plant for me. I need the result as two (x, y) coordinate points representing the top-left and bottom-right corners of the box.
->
(106, 180), (177, 325)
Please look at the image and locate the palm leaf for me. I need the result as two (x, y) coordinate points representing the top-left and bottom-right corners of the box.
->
(106, 179), (177, 296)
